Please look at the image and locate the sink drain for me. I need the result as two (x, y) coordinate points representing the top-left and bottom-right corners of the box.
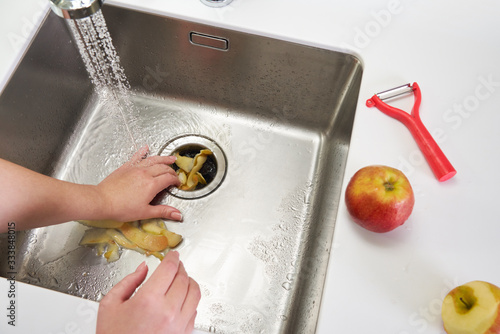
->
(158, 135), (227, 199)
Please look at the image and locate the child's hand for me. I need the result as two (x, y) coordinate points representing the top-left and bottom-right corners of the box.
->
(96, 146), (182, 222)
(96, 251), (201, 334)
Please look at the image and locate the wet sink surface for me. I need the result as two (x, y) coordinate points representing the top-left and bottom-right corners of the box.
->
(0, 4), (362, 333)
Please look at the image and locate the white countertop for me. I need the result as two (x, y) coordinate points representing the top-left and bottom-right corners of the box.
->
(2, 0), (500, 333)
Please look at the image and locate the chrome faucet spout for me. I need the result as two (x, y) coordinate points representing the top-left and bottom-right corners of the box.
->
(49, 0), (103, 19)
(201, 0), (233, 7)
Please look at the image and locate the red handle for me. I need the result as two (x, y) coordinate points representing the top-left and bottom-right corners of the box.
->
(405, 116), (457, 182)
(366, 83), (456, 182)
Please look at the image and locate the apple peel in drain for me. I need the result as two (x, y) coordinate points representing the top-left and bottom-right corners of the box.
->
(175, 149), (212, 191)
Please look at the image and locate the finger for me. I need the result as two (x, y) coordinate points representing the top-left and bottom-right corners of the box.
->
(129, 145), (150, 165)
(146, 173), (180, 200)
(104, 261), (148, 303)
(183, 310), (197, 334)
(144, 155), (177, 166)
(154, 172), (181, 189)
(147, 205), (183, 221)
(139, 251), (180, 295)
(164, 262), (190, 310)
(181, 278), (201, 321)
(146, 163), (177, 178)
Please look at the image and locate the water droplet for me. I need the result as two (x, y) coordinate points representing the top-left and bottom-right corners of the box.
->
(209, 326), (217, 333)
(24, 271), (39, 284)
(282, 282), (291, 290)
(50, 277), (59, 287)
(303, 193), (310, 204)
(28, 235), (37, 244)
(96, 292), (104, 301)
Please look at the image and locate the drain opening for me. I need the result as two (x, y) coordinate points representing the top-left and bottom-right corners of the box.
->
(159, 135), (227, 200)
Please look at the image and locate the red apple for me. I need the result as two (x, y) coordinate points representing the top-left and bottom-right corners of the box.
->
(442, 280), (500, 334)
(345, 165), (414, 233)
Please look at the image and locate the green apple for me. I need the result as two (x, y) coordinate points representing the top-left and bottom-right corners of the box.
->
(344, 165), (415, 233)
(442, 280), (500, 334)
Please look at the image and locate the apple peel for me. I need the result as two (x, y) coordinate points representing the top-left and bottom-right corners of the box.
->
(79, 218), (182, 263)
(79, 219), (124, 229)
(104, 242), (120, 262)
(175, 149), (212, 191)
(175, 154), (195, 173)
(120, 221), (170, 252)
(141, 220), (183, 248)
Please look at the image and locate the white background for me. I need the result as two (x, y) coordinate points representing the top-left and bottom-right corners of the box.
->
(1, 0), (500, 333)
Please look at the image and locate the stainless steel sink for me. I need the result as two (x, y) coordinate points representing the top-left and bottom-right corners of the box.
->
(0, 4), (362, 333)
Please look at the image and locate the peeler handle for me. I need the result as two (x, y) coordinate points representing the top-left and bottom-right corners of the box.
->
(405, 117), (457, 182)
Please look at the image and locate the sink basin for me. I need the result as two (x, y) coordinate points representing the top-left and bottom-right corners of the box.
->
(0, 4), (362, 333)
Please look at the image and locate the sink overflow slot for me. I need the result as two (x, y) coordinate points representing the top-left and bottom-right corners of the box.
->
(189, 32), (229, 51)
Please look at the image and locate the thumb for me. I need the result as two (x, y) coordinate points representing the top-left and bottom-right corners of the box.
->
(104, 261), (148, 303)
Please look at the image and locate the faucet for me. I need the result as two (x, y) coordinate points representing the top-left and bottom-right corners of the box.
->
(49, 0), (103, 19)
(200, 0), (233, 7)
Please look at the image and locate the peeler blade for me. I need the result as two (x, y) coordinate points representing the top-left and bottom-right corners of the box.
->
(376, 83), (413, 101)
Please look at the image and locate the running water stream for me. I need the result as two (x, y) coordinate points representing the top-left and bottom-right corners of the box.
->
(66, 10), (138, 151)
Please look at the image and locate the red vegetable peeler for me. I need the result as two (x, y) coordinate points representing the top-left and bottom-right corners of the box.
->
(366, 82), (456, 182)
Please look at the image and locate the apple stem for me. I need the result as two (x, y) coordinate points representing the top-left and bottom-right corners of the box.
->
(460, 297), (471, 309)
(383, 182), (395, 191)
